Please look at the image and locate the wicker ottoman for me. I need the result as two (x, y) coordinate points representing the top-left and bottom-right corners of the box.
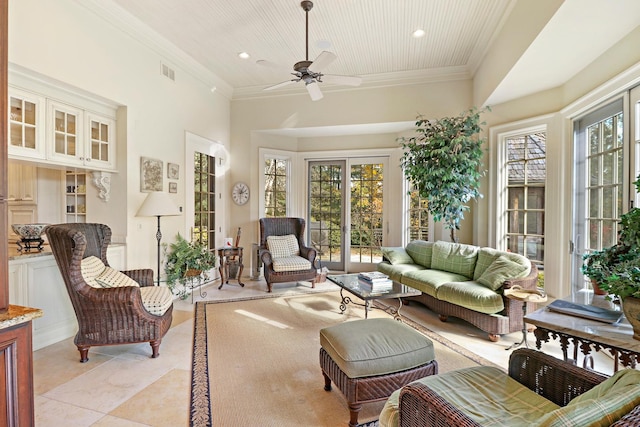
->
(320, 318), (438, 427)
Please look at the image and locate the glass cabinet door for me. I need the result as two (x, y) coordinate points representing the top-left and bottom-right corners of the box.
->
(86, 114), (115, 169)
(48, 101), (84, 165)
(8, 88), (45, 159)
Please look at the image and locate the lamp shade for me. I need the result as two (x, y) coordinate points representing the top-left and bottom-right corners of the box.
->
(136, 191), (181, 217)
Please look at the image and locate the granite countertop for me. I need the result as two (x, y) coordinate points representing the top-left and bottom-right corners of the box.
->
(7, 242), (53, 260)
(0, 305), (44, 330)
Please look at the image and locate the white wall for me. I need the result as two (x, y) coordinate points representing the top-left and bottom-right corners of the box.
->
(9, 0), (231, 274)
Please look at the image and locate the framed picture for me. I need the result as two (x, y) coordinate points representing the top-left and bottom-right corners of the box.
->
(168, 163), (180, 180)
(169, 182), (178, 193)
(140, 157), (163, 192)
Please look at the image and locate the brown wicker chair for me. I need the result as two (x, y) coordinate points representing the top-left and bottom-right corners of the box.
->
(259, 217), (318, 292)
(46, 223), (173, 362)
(398, 348), (616, 426)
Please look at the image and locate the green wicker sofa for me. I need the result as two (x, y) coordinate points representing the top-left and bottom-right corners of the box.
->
(377, 240), (538, 341)
(380, 348), (640, 427)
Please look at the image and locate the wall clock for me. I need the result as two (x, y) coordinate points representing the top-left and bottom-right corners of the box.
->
(231, 182), (250, 205)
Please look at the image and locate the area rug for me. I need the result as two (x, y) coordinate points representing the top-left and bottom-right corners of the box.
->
(190, 292), (499, 427)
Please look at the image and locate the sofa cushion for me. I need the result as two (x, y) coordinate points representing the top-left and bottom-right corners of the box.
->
(139, 285), (173, 316)
(437, 281), (505, 314)
(380, 387), (401, 427)
(535, 369), (640, 426)
(319, 318), (435, 378)
(474, 248), (531, 281)
(405, 240), (434, 268)
(382, 247), (414, 265)
(402, 269), (469, 297)
(272, 255), (312, 272)
(377, 261), (425, 282)
(477, 255), (530, 291)
(80, 256), (106, 288)
(267, 234), (300, 259)
(431, 241), (478, 279)
(400, 366), (559, 426)
(95, 267), (140, 288)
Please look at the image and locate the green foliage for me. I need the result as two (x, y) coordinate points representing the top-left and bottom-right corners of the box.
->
(583, 174), (640, 299)
(399, 107), (489, 241)
(164, 234), (217, 298)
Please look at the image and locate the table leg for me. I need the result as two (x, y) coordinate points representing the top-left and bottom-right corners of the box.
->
(506, 302), (529, 351)
(218, 257), (226, 290)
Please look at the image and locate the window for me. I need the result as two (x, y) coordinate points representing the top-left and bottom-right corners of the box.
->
(193, 152), (215, 250)
(502, 130), (546, 267)
(407, 185), (429, 242)
(264, 157), (288, 217)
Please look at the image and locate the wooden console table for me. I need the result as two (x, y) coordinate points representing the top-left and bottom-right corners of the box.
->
(525, 294), (640, 372)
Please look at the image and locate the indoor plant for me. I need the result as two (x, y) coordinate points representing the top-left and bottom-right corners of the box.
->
(164, 234), (217, 299)
(398, 107), (488, 242)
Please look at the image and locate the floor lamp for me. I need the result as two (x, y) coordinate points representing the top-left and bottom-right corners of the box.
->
(136, 191), (181, 285)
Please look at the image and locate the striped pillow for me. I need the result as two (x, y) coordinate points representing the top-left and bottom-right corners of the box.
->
(267, 234), (300, 259)
(80, 256), (106, 288)
(95, 267), (140, 288)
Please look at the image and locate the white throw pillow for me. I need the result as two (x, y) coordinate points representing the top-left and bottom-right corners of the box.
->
(95, 267), (140, 288)
(80, 256), (106, 288)
(267, 234), (300, 259)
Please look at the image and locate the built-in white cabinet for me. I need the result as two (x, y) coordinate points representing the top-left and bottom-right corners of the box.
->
(7, 162), (37, 203)
(8, 206), (37, 241)
(8, 88), (46, 160)
(8, 84), (117, 172)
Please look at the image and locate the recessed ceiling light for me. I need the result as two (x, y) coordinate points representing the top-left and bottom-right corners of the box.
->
(238, 52), (250, 59)
(412, 29), (425, 38)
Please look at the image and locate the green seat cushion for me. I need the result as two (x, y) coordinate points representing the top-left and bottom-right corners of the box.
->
(403, 366), (559, 426)
(402, 269), (468, 297)
(431, 241), (478, 279)
(377, 261), (425, 282)
(436, 281), (505, 314)
(319, 318), (435, 378)
(477, 254), (530, 291)
(381, 247), (414, 265)
(535, 369), (640, 427)
(473, 248), (530, 280)
(405, 240), (434, 268)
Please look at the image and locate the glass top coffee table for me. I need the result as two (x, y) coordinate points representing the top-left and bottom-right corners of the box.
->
(327, 273), (421, 320)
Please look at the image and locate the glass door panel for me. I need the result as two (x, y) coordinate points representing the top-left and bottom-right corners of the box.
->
(309, 161), (345, 271)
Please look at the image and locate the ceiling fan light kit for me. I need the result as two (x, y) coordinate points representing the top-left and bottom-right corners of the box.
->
(259, 0), (362, 101)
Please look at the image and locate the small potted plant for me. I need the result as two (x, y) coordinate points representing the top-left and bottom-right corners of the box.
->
(164, 234), (217, 299)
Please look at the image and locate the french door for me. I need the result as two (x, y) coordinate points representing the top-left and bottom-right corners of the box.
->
(307, 157), (387, 272)
(572, 86), (640, 292)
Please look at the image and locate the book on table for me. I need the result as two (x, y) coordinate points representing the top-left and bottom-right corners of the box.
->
(358, 272), (390, 283)
(547, 299), (623, 324)
(358, 278), (393, 291)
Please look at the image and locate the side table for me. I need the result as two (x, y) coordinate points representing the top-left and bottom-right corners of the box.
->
(217, 247), (245, 289)
(504, 286), (547, 350)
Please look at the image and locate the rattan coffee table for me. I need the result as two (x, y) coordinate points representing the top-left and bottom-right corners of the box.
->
(327, 273), (421, 320)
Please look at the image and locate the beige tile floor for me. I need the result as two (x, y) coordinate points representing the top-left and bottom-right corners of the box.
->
(34, 277), (618, 426)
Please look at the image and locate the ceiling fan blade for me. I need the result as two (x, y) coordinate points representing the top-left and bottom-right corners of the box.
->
(306, 81), (323, 101)
(321, 74), (362, 87)
(308, 51), (337, 73)
(264, 80), (297, 91)
(256, 59), (293, 74)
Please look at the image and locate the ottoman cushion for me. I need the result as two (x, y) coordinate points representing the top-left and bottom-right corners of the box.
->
(319, 318), (435, 378)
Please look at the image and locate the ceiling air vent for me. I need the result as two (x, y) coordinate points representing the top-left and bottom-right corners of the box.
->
(161, 62), (175, 81)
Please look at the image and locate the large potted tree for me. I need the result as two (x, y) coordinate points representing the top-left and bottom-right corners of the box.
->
(399, 107), (488, 242)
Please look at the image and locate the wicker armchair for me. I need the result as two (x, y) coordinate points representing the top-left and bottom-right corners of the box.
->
(398, 348), (615, 426)
(259, 217), (318, 292)
(46, 223), (173, 362)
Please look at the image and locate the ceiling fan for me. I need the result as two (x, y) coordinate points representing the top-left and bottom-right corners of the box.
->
(257, 0), (362, 101)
